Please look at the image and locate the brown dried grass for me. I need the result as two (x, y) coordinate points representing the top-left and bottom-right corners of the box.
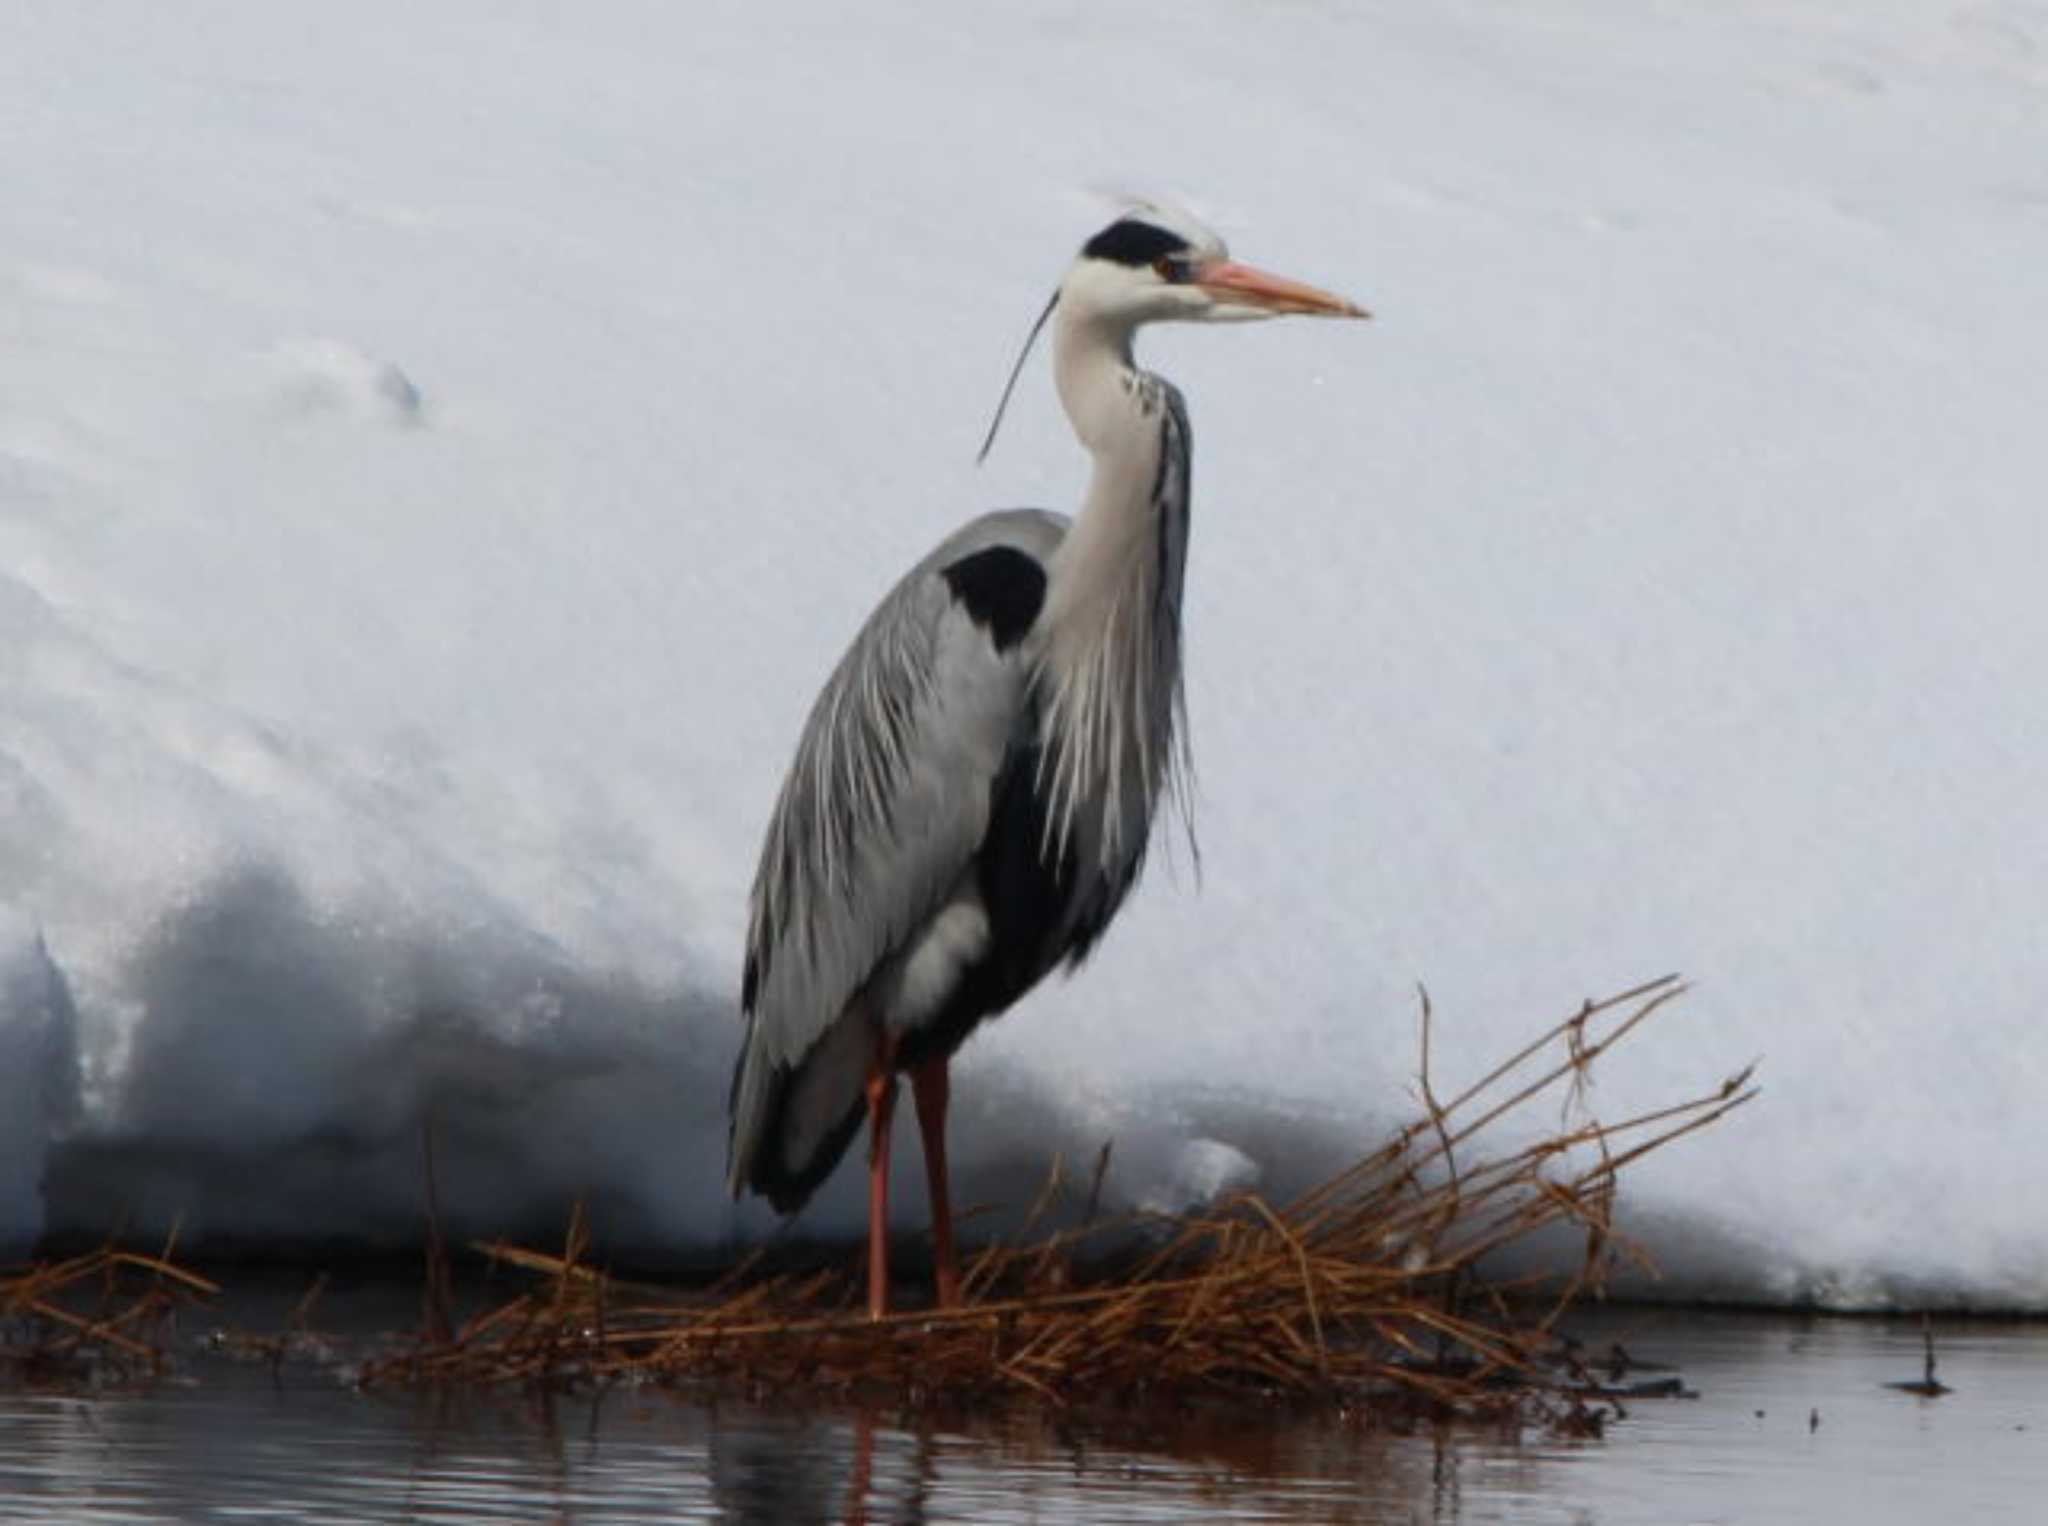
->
(361, 976), (1755, 1418)
(1, 1236), (220, 1386)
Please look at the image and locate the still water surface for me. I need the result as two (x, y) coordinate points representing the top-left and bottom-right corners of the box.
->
(2, 1286), (2041, 1523)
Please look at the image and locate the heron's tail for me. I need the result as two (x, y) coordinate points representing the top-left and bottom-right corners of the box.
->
(726, 1010), (870, 1215)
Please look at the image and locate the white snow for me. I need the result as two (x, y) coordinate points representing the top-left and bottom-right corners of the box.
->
(3, 0), (2045, 1307)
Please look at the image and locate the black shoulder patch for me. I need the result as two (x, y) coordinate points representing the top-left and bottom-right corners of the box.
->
(1081, 219), (1191, 268)
(940, 545), (1046, 652)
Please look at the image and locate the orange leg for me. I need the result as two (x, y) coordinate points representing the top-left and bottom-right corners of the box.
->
(911, 1056), (961, 1308)
(864, 1031), (898, 1321)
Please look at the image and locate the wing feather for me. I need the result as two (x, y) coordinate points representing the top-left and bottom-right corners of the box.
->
(727, 509), (1065, 1202)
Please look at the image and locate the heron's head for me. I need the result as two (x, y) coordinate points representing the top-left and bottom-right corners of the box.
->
(974, 204), (1367, 462)
(1061, 204), (1368, 328)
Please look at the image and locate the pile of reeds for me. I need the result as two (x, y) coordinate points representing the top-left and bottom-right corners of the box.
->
(1, 1244), (219, 1386)
(362, 976), (1753, 1418)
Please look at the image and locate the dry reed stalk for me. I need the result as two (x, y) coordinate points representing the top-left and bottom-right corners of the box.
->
(359, 976), (1754, 1421)
(1, 1240), (220, 1386)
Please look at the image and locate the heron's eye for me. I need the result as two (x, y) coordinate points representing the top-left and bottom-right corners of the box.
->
(1152, 256), (1181, 282)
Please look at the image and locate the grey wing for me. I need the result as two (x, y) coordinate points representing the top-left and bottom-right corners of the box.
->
(727, 509), (1066, 1208)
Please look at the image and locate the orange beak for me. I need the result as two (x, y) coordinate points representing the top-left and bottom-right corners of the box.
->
(1196, 260), (1370, 319)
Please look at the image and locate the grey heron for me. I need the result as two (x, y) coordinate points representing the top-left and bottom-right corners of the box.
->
(727, 205), (1366, 1318)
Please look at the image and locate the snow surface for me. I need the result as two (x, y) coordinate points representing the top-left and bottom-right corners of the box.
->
(4, 0), (2045, 1308)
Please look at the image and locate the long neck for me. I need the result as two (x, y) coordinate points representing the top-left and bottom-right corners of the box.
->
(1035, 307), (1194, 870)
(1049, 312), (1165, 626)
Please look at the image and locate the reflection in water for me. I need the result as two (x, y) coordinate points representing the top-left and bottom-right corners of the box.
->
(2, 1308), (2046, 1522)
(711, 1400), (1458, 1525)
(0, 1376), (1522, 1523)
(709, 1405), (867, 1524)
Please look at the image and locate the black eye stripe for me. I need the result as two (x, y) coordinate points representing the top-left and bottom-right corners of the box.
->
(1081, 219), (1192, 268)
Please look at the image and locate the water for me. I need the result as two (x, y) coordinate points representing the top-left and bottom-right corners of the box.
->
(2, 1287), (2042, 1523)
